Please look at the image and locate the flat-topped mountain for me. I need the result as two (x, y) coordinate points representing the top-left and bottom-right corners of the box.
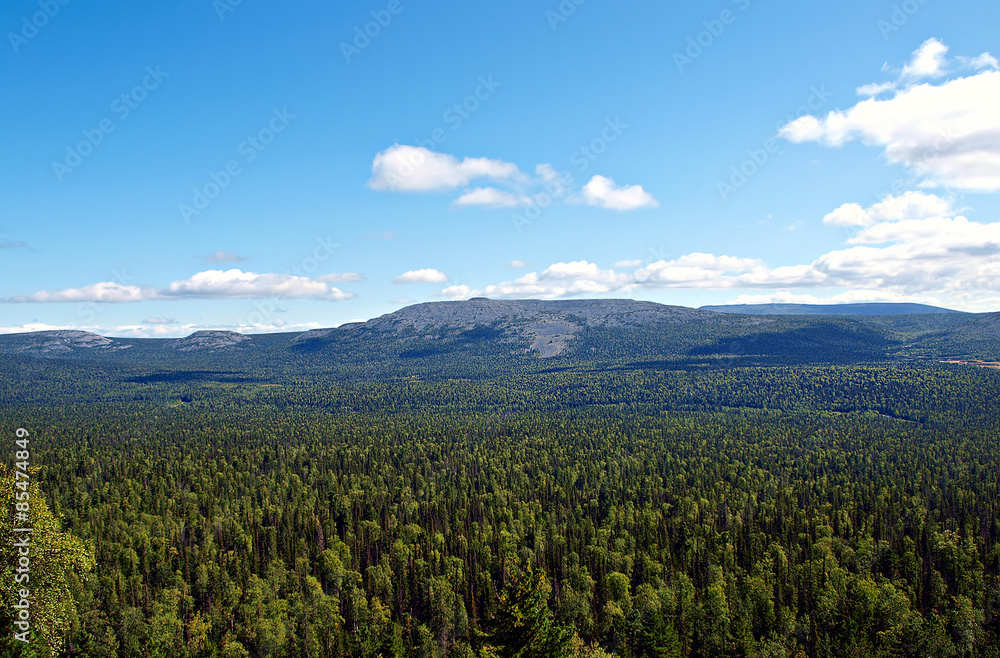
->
(0, 329), (118, 355)
(0, 299), (997, 372)
(296, 298), (721, 356)
(166, 330), (251, 352)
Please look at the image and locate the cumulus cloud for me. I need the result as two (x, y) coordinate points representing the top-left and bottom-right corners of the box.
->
(614, 259), (644, 268)
(901, 37), (950, 81)
(780, 39), (1000, 191)
(5, 269), (356, 303)
(431, 194), (1000, 310)
(823, 191), (955, 226)
(368, 145), (523, 192)
(438, 261), (633, 300)
(368, 145), (657, 212)
(394, 268), (449, 284)
(581, 175), (659, 211)
(8, 282), (151, 303)
(160, 270), (354, 300)
(507, 260), (528, 269)
(453, 187), (529, 208)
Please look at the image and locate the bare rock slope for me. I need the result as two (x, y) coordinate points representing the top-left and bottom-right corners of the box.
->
(294, 298), (723, 357)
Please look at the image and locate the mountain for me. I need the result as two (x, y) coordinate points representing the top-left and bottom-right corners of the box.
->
(700, 302), (965, 315)
(295, 298), (718, 357)
(0, 299), (997, 380)
(0, 329), (121, 355)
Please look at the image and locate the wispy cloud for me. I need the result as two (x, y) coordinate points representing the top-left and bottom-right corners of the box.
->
(203, 250), (247, 263)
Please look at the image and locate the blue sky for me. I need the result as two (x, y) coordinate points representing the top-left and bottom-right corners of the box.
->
(2, 0), (999, 336)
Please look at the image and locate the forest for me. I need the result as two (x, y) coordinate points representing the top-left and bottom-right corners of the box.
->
(2, 356), (999, 657)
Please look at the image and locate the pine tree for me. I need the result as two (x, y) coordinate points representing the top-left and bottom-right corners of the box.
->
(483, 558), (575, 657)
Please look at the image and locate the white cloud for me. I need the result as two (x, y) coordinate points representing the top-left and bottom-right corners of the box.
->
(160, 270), (354, 300)
(394, 268), (449, 284)
(508, 260), (528, 269)
(614, 259), (644, 268)
(438, 284), (475, 300)
(430, 195), (1000, 309)
(581, 175), (659, 211)
(368, 145), (657, 213)
(317, 272), (366, 282)
(780, 39), (1000, 191)
(0, 322), (94, 334)
(452, 187), (528, 208)
(439, 261), (633, 300)
(5, 269), (356, 303)
(958, 53), (999, 71)
(143, 317), (177, 325)
(8, 282), (151, 303)
(823, 191), (954, 226)
(901, 37), (950, 81)
(635, 253), (774, 288)
(368, 145), (523, 192)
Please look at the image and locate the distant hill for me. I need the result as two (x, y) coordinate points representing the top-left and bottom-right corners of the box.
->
(700, 302), (965, 316)
(0, 299), (997, 379)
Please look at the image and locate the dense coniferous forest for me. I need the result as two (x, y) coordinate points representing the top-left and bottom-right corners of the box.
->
(2, 360), (999, 656)
(1, 301), (1000, 656)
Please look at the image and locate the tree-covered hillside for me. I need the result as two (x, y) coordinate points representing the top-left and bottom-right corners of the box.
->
(1, 357), (999, 656)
